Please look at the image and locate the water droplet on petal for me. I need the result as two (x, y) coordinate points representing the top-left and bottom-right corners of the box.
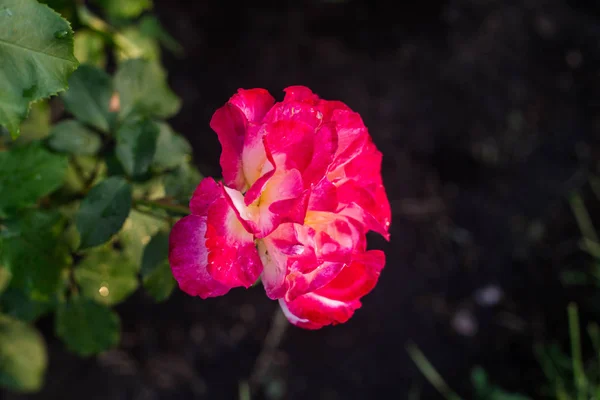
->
(54, 30), (69, 39)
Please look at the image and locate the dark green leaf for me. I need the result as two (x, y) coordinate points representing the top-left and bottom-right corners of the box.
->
(0, 0), (79, 138)
(0, 287), (54, 322)
(163, 162), (202, 203)
(115, 117), (159, 177)
(48, 120), (102, 155)
(115, 59), (181, 119)
(76, 177), (132, 249)
(74, 30), (106, 68)
(0, 314), (47, 392)
(74, 247), (138, 306)
(141, 232), (174, 302)
(152, 122), (191, 171)
(0, 144), (68, 215)
(61, 65), (113, 133)
(55, 297), (120, 357)
(95, 0), (152, 19)
(0, 210), (71, 300)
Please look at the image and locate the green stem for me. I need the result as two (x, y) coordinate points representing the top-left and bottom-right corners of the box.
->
(568, 303), (587, 400)
(134, 199), (190, 215)
(406, 342), (463, 400)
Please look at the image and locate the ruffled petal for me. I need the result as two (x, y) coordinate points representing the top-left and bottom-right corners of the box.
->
(257, 223), (302, 299)
(204, 193), (263, 288)
(169, 215), (230, 299)
(189, 177), (222, 216)
(210, 104), (248, 191)
(229, 88), (274, 124)
(279, 293), (360, 330)
(278, 250), (385, 329)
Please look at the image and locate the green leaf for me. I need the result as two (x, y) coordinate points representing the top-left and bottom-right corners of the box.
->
(141, 231), (175, 302)
(0, 210), (71, 300)
(48, 120), (102, 155)
(95, 0), (152, 19)
(55, 297), (120, 357)
(119, 209), (168, 265)
(74, 247), (138, 306)
(115, 59), (181, 119)
(75, 176), (132, 249)
(0, 314), (47, 392)
(115, 117), (159, 177)
(0, 287), (54, 322)
(61, 65), (113, 133)
(0, 143), (68, 215)
(74, 30), (106, 68)
(163, 162), (202, 203)
(152, 122), (191, 171)
(0, 0), (79, 138)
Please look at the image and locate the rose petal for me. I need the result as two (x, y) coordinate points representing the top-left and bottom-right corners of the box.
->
(278, 250), (385, 329)
(283, 86), (320, 103)
(307, 178), (338, 212)
(315, 250), (385, 301)
(279, 294), (360, 330)
(210, 104), (248, 191)
(301, 122), (338, 187)
(257, 223), (302, 299)
(229, 88), (274, 124)
(204, 192), (263, 288)
(189, 177), (222, 216)
(169, 215), (230, 299)
(263, 120), (316, 173)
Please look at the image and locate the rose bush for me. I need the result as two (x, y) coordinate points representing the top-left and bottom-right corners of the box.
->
(169, 86), (391, 329)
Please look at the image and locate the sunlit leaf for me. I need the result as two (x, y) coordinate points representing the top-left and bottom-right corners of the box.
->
(74, 247), (138, 306)
(0, 314), (47, 392)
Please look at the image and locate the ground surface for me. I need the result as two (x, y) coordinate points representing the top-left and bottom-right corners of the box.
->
(3, 0), (600, 399)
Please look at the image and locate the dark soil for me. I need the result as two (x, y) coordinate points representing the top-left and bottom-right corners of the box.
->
(4, 0), (600, 399)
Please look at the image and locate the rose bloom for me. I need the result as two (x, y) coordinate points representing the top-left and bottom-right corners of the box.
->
(169, 86), (390, 329)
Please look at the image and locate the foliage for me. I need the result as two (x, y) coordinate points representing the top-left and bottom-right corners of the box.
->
(0, 0), (195, 392)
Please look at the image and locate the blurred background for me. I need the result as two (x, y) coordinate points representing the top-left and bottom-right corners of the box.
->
(3, 0), (600, 399)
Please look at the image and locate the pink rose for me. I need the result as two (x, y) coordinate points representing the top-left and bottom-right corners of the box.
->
(169, 86), (390, 329)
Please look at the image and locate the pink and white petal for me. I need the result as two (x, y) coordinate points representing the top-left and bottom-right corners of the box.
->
(257, 224), (302, 299)
(285, 259), (347, 302)
(328, 109), (370, 173)
(189, 177), (222, 216)
(210, 104), (248, 190)
(229, 88), (274, 123)
(315, 250), (385, 302)
(204, 196), (263, 288)
(241, 124), (270, 187)
(169, 215), (230, 299)
(278, 293), (361, 330)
